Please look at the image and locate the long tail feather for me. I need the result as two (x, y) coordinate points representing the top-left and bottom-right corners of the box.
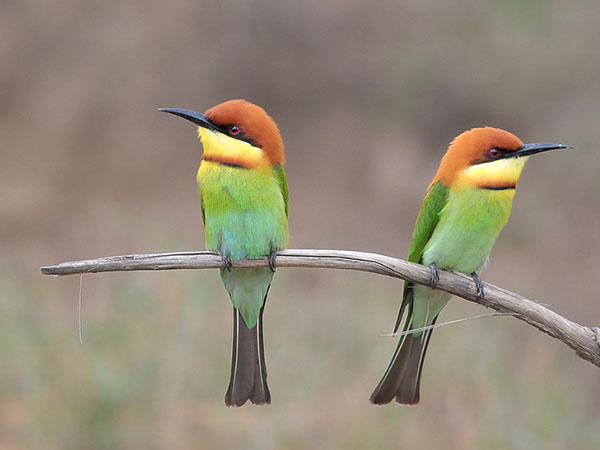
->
(225, 307), (270, 406)
(370, 317), (437, 405)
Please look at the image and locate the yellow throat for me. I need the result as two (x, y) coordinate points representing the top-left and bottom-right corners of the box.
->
(198, 128), (270, 169)
(455, 156), (528, 190)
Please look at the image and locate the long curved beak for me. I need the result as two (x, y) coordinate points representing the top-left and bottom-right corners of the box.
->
(513, 142), (575, 158)
(158, 108), (220, 132)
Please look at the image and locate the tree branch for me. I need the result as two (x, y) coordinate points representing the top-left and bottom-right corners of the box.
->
(41, 249), (600, 368)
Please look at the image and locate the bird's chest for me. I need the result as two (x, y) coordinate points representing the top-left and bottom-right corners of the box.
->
(422, 187), (515, 272)
(199, 162), (276, 213)
(197, 161), (287, 259)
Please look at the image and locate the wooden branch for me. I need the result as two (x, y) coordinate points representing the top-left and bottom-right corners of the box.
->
(41, 249), (600, 368)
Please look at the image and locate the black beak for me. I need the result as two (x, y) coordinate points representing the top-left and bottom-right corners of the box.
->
(513, 142), (575, 158)
(158, 108), (221, 132)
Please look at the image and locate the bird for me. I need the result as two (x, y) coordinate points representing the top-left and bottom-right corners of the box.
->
(159, 100), (289, 406)
(370, 127), (573, 405)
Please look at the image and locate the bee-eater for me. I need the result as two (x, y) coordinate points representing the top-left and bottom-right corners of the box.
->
(159, 100), (289, 406)
(370, 127), (572, 405)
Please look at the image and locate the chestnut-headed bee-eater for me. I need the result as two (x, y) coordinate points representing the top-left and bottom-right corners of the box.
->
(160, 100), (289, 406)
(370, 127), (572, 405)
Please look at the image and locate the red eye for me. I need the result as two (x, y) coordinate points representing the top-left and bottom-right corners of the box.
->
(488, 148), (500, 158)
(229, 125), (241, 135)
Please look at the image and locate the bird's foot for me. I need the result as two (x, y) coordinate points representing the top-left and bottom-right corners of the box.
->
(428, 263), (439, 289)
(471, 272), (484, 299)
(268, 250), (277, 273)
(222, 255), (233, 272)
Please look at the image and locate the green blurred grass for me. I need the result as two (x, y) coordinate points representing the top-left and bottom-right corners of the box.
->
(3, 263), (598, 449)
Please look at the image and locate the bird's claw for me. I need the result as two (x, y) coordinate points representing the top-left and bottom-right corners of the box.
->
(471, 272), (484, 299)
(223, 255), (233, 272)
(268, 250), (277, 273)
(428, 263), (439, 289)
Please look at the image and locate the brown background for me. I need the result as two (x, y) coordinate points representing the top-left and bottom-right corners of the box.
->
(2, 1), (599, 448)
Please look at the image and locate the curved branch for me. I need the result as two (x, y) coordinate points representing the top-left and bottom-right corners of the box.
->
(41, 249), (600, 368)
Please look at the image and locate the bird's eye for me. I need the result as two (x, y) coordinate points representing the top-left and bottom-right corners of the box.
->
(488, 148), (500, 158)
(229, 125), (241, 135)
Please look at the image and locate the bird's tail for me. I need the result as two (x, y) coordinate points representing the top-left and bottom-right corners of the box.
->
(225, 305), (271, 406)
(369, 317), (437, 405)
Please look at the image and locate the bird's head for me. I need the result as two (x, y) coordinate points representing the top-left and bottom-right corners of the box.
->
(431, 127), (573, 190)
(159, 99), (284, 169)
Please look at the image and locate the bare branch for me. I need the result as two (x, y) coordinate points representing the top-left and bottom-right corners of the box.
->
(41, 249), (600, 368)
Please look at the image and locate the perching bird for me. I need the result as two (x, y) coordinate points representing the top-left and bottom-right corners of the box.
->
(159, 100), (289, 406)
(370, 127), (572, 405)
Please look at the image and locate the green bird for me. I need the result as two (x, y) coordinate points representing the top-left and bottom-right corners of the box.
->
(160, 100), (289, 406)
(370, 127), (572, 405)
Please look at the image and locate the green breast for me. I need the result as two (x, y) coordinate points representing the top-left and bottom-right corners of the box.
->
(422, 186), (515, 273)
(198, 161), (289, 260)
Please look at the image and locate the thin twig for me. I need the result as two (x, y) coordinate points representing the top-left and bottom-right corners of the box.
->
(78, 274), (83, 345)
(41, 249), (600, 368)
(382, 312), (515, 337)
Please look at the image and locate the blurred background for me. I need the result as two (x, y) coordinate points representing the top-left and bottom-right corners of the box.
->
(2, 0), (599, 448)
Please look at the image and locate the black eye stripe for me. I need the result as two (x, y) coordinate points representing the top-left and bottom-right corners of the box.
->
(469, 147), (516, 165)
(210, 121), (262, 148)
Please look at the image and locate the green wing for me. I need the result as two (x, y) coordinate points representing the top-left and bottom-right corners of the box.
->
(406, 181), (449, 264)
(394, 181), (449, 332)
(200, 192), (206, 225)
(273, 164), (289, 217)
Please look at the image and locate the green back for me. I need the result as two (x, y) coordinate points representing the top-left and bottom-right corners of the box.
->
(394, 181), (449, 332)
